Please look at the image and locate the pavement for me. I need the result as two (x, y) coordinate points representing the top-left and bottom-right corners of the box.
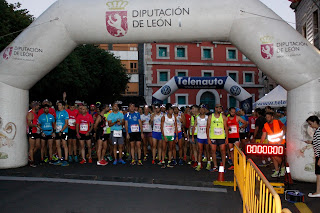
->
(0, 155), (319, 213)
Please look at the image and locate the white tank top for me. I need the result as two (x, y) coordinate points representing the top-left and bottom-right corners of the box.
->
(141, 114), (152, 132)
(153, 113), (162, 133)
(197, 115), (208, 139)
(175, 112), (182, 132)
(164, 114), (175, 136)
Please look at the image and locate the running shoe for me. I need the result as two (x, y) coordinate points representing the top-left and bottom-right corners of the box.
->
(138, 160), (143, 166)
(228, 165), (234, 170)
(195, 164), (201, 171)
(161, 164), (166, 169)
(29, 162), (37, 168)
(97, 160), (107, 166)
(101, 159), (108, 165)
(167, 161), (173, 168)
(152, 160), (156, 165)
(52, 155), (58, 161)
(80, 159), (86, 164)
(271, 171), (279, 178)
(143, 156), (147, 161)
(191, 162), (198, 168)
(178, 158), (184, 165)
(202, 157), (207, 162)
(88, 158), (93, 163)
(206, 163), (211, 171)
(130, 160), (136, 165)
(280, 167), (286, 176)
(74, 155), (79, 163)
(61, 161), (69, 167)
(44, 157), (49, 163)
(118, 159), (126, 164)
(113, 160), (118, 165)
(187, 161), (192, 165)
(210, 167), (218, 172)
(157, 160), (162, 166)
(172, 159), (177, 166)
(68, 155), (73, 163)
(53, 160), (62, 166)
(107, 155), (113, 162)
(125, 152), (130, 157)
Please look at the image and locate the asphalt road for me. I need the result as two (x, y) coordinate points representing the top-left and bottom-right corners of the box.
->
(0, 180), (242, 213)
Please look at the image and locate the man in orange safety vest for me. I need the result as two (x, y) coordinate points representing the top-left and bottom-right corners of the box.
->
(260, 112), (286, 177)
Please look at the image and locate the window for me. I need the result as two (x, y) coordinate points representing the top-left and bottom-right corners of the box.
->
(156, 45), (170, 59)
(227, 71), (238, 82)
(174, 46), (188, 60)
(201, 70), (214, 77)
(175, 94), (188, 105)
(130, 62), (138, 73)
(314, 10), (319, 35)
(242, 54), (250, 61)
(226, 48), (238, 61)
(159, 72), (168, 81)
(178, 96), (186, 105)
(228, 95), (237, 108)
(175, 70), (188, 77)
(201, 47), (213, 60)
(243, 72), (254, 84)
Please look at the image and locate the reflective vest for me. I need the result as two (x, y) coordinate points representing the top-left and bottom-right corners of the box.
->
(264, 120), (285, 144)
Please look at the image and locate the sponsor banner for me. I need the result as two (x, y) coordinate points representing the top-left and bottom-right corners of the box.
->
(152, 77), (253, 106)
(2, 46), (44, 62)
(240, 97), (253, 114)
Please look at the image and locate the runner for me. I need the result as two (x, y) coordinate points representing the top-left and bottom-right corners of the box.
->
(141, 105), (152, 161)
(248, 110), (258, 142)
(260, 112), (286, 177)
(227, 107), (247, 170)
(94, 104), (109, 166)
(206, 104), (229, 171)
(193, 105), (209, 171)
(66, 102), (79, 163)
(183, 106), (191, 163)
(26, 101), (41, 167)
(174, 105), (185, 165)
(150, 104), (163, 165)
(76, 104), (94, 164)
(161, 104), (178, 168)
(53, 100), (69, 166)
(38, 99), (56, 117)
(38, 104), (55, 164)
(125, 103), (144, 166)
(108, 103), (126, 165)
(189, 105), (199, 167)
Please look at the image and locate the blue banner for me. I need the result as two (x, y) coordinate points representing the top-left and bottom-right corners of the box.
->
(174, 77), (228, 89)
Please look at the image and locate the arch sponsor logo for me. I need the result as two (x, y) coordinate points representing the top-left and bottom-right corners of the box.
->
(230, 85), (241, 96)
(260, 36), (274, 60)
(161, 85), (171, 95)
(2, 47), (13, 60)
(106, 0), (128, 37)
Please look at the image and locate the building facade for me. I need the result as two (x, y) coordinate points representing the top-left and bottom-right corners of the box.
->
(291, 0), (320, 50)
(144, 42), (269, 109)
(99, 44), (139, 96)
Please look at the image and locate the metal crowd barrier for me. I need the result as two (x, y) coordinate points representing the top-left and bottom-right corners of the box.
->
(233, 145), (292, 213)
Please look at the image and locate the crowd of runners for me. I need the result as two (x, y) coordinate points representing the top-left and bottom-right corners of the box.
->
(26, 99), (287, 175)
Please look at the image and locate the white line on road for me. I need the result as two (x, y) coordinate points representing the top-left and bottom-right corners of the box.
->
(0, 176), (227, 193)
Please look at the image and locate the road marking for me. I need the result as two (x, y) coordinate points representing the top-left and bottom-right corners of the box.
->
(0, 176), (227, 193)
(294, 202), (312, 213)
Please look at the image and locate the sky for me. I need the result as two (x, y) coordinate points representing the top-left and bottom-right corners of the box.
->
(6, 0), (296, 28)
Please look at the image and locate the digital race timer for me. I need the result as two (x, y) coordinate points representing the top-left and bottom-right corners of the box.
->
(245, 144), (285, 156)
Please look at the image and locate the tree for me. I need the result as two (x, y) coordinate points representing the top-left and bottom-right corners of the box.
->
(29, 44), (130, 104)
(0, 0), (33, 51)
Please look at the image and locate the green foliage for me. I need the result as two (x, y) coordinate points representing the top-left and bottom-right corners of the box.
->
(0, 0), (33, 51)
(29, 45), (130, 104)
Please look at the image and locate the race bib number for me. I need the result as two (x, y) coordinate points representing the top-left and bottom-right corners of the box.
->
(154, 124), (161, 132)
(143, 123), (151, 132)
(56, 125), (62, 132)
(214, 128), (223, 135)
(80, 123), (89, 131)
(199, 126), (206, 133)
(44, 123), (52, 129)
(131, 124), (139, 132)
(165, 126), (174, 135)
(229, 125), (238, 134)
(251, 124), (255, 130)
(68, 119), (76, 126)
(113, 130), (122, 137)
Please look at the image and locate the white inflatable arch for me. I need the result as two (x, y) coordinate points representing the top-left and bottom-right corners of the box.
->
(0, 0), (320, 182)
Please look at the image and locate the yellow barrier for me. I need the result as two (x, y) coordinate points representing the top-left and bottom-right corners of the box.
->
(243, 159), (283, 213)
(234, 144), (246, 199)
